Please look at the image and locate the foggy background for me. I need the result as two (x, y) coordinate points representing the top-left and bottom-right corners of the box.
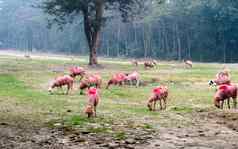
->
(0, 0), (238, 62)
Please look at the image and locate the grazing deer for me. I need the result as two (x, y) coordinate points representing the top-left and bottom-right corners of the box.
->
(69, 66), (86, 80)
(183, 59), (193, 68)
(84, 87), (100, 118)
(147, 86), (168, 111)
(209, 68), (231, 86)
(131, 60), (139, 67)
(48, 75), (74, 94)
(106, 72), (127, 89)
(144, 61), (156, 69)
(79, 74), (102, 94)
(214, 84), (237, 109)
(125, 71), (140, 87)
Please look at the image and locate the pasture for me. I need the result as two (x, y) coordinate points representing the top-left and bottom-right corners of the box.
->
(0, 53), (238, 149)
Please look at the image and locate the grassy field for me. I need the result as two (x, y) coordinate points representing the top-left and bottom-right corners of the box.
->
(0, 54), (238, 148)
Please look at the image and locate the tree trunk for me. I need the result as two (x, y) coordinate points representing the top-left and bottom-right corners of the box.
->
(89, 31), (100, 65)
(143, 25), (147, 58)
(187, 31), (191, 59)
(117, 21), (121, 57)
(176, 23), (182, 61)
(83, 1), (103, 66)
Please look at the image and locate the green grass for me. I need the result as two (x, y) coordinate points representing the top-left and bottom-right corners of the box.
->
(0, 74), (47, 100)
(114, 132), (127, 140)
(0, 55), (235, 132)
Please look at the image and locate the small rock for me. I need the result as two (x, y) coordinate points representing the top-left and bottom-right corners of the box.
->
(125, 144), (135, 149)
(54, 123), (62, 127)
(145, 135), (154, 139)
(125, 139), (136, 144)
(198, 130), (204, 133)
(0, 122), (9, 126)
(100, 144), (109, 147)
(60, 138), (69, 144)
(214, 131), (220, 135)
(74, 138), (86, 143)
(108, 142), (119, 149)
(185, 134), (189, 137)
(120, 140), (126, 144)
(197, 109), (206, 112)
(155, 144), (160, 146)
(95, 140), (103, 144)
(81, 130), (91, 134)
(135, 137), (143, 141)
(177, 126), (182, 128)
(199, 133), (205, 137)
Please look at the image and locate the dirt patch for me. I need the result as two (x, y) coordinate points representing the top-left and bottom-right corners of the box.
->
(0, 120), (157, 149)
(1, 110), (238, 149)
(140, 110), (238, 149)
(0, 123), (65, 149)
(206, 110), (238, 132)
(1, 102), (238, 149)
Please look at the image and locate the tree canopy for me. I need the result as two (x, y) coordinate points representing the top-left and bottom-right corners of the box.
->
(41, 0), (152, 65)
(0, 0), (238, 62)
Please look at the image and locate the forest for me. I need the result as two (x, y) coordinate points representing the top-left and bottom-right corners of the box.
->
(0, 0), (238, 62)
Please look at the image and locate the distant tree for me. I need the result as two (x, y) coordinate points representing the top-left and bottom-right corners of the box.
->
(41, 0), (154, 65)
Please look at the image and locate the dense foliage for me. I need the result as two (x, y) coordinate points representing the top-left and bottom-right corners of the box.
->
(0, 0), (238, 62)
(40, 0), (151, 65)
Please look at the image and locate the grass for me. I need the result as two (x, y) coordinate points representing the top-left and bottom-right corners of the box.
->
(114, 132), (127, 140)
(0, 74), (47, 100)
(0, 55), (236, 132)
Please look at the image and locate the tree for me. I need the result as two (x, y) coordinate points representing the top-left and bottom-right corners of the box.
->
(41, 0), (150, 65)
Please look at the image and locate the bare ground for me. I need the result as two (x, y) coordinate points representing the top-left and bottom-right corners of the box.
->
(0, 110), (238, 149)
(141, 110), (238, 149)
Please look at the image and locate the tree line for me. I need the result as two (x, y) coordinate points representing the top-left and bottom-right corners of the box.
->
(0, 0), (238, 63)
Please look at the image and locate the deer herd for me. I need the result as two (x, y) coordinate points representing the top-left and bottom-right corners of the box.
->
(48, 59), (236, 118)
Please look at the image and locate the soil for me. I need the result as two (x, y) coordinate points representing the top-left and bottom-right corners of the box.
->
(0, 110), (238, 149)
(140, 110), (238, 149)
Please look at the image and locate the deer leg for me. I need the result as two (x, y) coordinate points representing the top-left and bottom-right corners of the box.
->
(96, 83), (99, 88)
(233, 98), (237, 109)
(163, 98), (167, 110)
(59, 86), (63, 94)
(94, 106), (97, 117)
(70, 83), (73, 91)
(130, 80), (133, 86)
(221, 100), (224, 109)
(80, 89), (84, 95)
(153, 101), (156, 111)
(147, 98), (153, 111)
(227, 98), (231, 109)
(64, 85), (69, 95)
(159, 99), (163, 110)
(136, 79), (139, 87)
(147, 103), (152, 111)
(98, 82), (102, 88)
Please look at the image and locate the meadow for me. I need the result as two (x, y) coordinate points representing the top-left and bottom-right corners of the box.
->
(0, 54), (238, 149)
